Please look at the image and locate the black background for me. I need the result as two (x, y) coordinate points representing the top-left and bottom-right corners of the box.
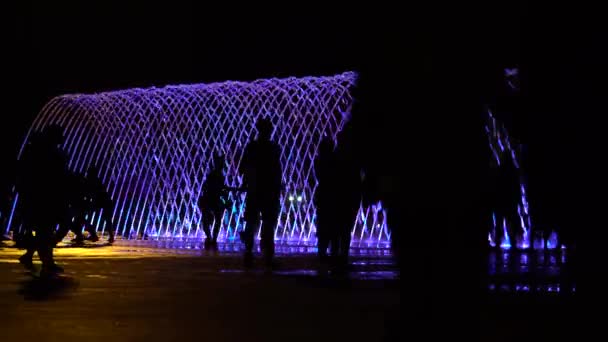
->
(3, 2), (603, 196)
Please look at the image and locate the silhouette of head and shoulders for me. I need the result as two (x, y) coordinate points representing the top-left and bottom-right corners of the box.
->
(240, 118), (282, 195)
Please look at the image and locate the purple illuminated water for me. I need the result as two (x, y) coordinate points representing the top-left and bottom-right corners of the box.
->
(486, 109), (563, 251)
(5, 72), (390, 248)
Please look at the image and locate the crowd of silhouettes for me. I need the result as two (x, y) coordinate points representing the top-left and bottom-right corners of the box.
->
(8, 125), (117, 277)
(4, 70), (560, 278)
(5, 116), (364, 272)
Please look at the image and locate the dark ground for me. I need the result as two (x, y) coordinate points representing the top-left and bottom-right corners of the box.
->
(0, 243), (580, 341)
(0, 246), (400, 342)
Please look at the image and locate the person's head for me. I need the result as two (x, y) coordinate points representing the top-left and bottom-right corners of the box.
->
(255, 117), (273, 141)
(87, 165), (100, 178)
(42, 124), (64, 146)
(213, 152), (225, 170)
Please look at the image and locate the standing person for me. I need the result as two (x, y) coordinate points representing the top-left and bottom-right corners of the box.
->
(239, 118), (282, 267)
(17, 125), (69, 276)
(86, 165), (116, 243)
(314, 136), (336, 264)
(198, 152), (229, 250)
(331, 123), (363, 271)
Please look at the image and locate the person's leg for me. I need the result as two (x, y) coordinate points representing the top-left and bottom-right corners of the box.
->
(261, 201), (279, 265)
(242, 200), (259, 265)
(210, 207), (223, 244)
(55, 214), (72, 244)
(316, 206), (330, 261)
(19, 244), (36, 270)
(36, 223), (62, 275)
(329, 231), (339, 259)
(102, 209), (115, 243)
(339, 225), (352, 269)
(201, 209), (213, 243)
(243, 211), (258, 253)
(80, 213), (98, 241)
(329, 209), (346, 271)
(18, 217), (36, 269)
(324, 213), (339, 267)
(71, 215), (87, 242)
(337, 205), (356, 269)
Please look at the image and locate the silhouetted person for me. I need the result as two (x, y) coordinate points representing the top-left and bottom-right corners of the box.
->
(56, 172), (97, 244)
(16, 125), (69, 276)
(86, 165), (115, 243)
(239, 118), (282, 266)
(314, 136), (336, 263)
(199, 152), (229, 249)
(12, 132), (42, 249)
(331, 123), (363, 271)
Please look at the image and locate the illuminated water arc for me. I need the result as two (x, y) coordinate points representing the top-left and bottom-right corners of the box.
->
(7, 72), (390, 247)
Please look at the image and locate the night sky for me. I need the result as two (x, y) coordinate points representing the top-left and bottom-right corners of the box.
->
(3, 3), (602, 190)
(3, 3), (368, 164)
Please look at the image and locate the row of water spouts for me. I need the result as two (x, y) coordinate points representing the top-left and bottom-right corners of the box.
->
(487, 214), (561, 250)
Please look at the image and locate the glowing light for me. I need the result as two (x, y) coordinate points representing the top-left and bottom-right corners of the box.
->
(519, 223), (530, 250)
(533, 234), (545, 250)
(500, 218), (511, 249)
(546, 230), (558, 250)
(488, 231), (496, 248)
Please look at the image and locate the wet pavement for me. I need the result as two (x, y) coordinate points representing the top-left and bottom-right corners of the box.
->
(0, 241), (399, 342)
(487, 248), (575, 294)
(0, 240), (579, 341)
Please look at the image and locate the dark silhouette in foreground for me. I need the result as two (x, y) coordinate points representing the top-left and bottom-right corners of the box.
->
(16, 125), (70, 277)
(239, 118), (282, 266)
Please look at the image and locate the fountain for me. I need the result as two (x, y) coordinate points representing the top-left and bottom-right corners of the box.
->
(5, 72), (390, 248)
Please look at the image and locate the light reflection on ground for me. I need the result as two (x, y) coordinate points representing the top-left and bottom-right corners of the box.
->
(1, 239), (392, 258)
(1, 240), (399, 281)
(487, 248), (574, 294)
